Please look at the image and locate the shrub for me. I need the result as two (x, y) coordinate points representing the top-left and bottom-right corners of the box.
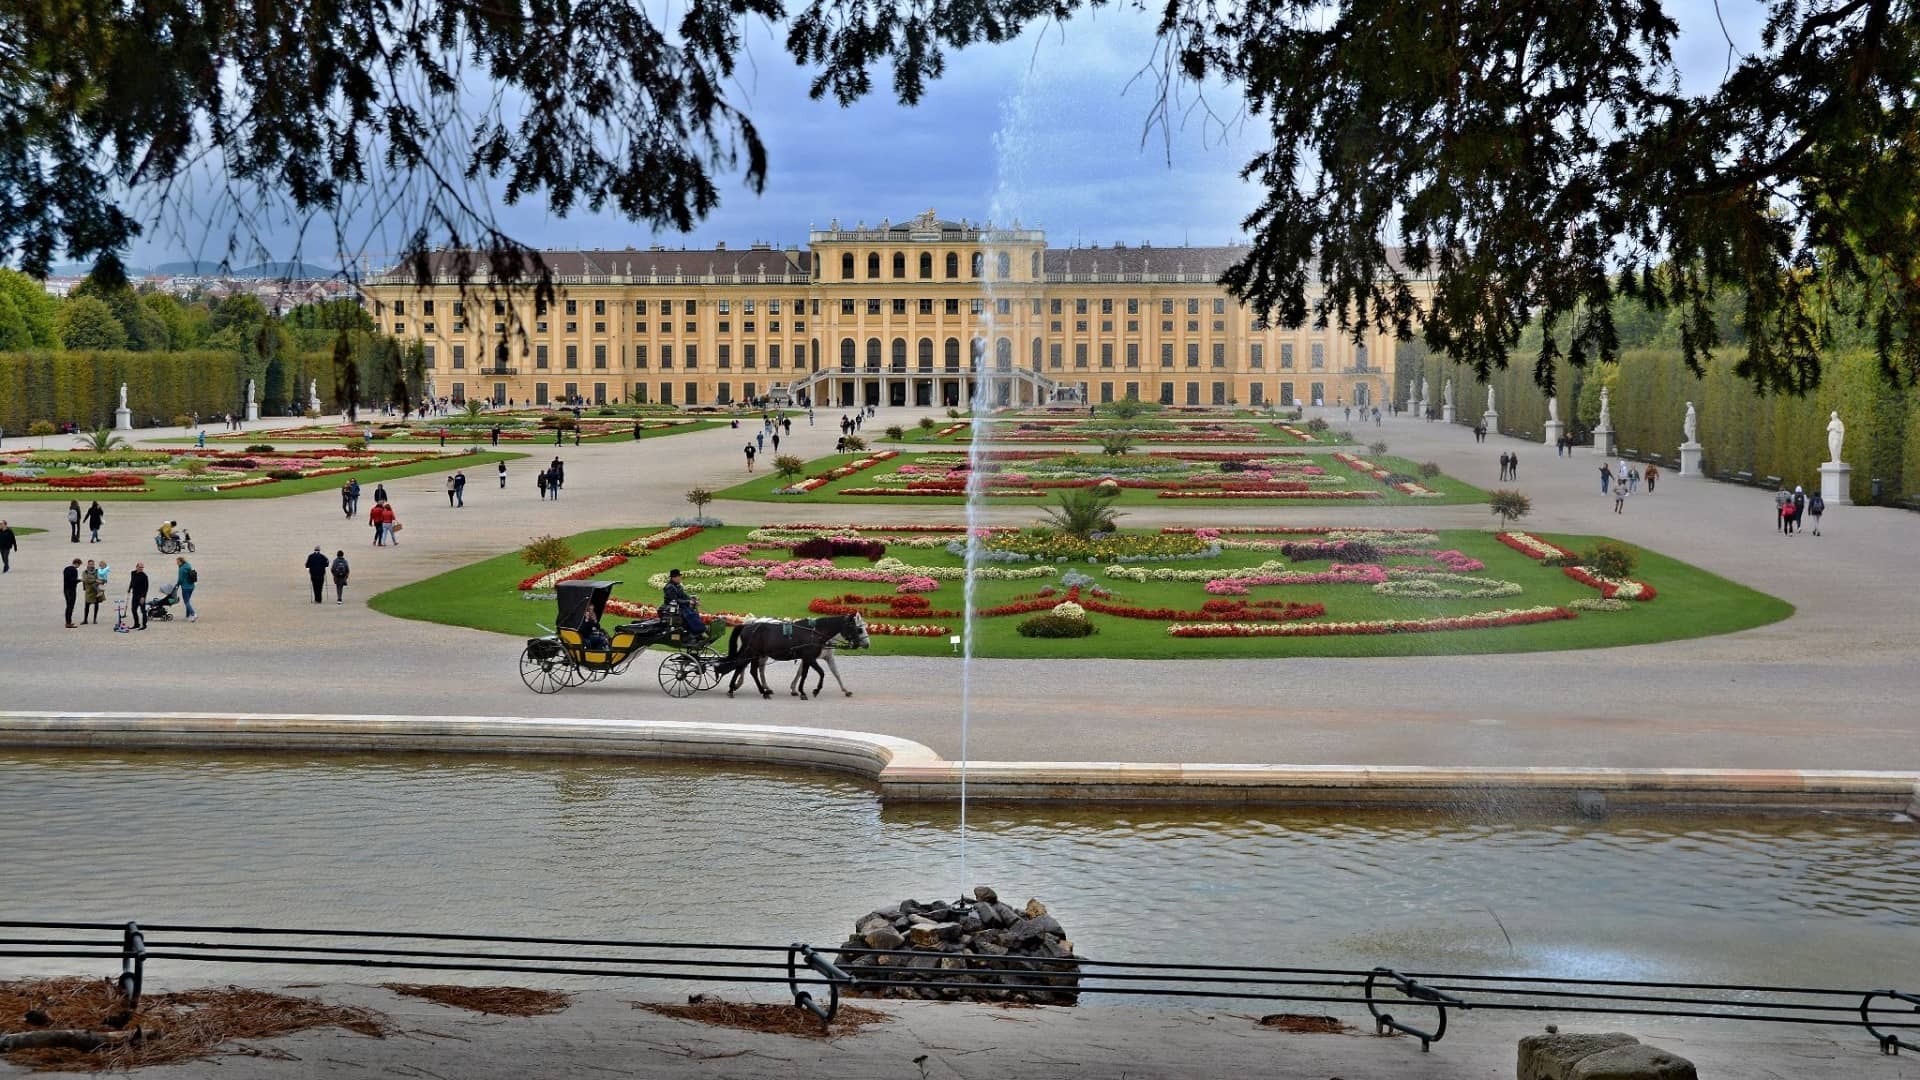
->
(180, 458), (211, 476)
(344, 437), (368, 452)
(267, 468), (304, 480)
(74, 428), (129, 452)
(842, 435), (867, 452)
(1017, 612), (1096, 638)
(173, 414), (193, 428)
(1369, 440), (1391, 456)
(773, 454), (806, 481)
(1280, 539), (1382, 563)
(1418, 461), (1442, 478)
(1040, 487), (1121, 539)
(1107, 397), (1147, 420)
(918, 416), (937, 431)
(245, 444), (275, 453)
(1306, 417), (1330, 432)
(1094, 430), (1137, 456)
(946, 407), (962, 418)
(1583, 540), (1638, 580)
(791, 537), (886, 561)
(885, 424), (905, 439)
(521, 534), (576, 572)
(1488, 489), (1533, 528)
(685, 487), (715, 516)
(539, 414), (578, 429)
(1383, 472), (1420, 486)
(304, 408), (322, 419)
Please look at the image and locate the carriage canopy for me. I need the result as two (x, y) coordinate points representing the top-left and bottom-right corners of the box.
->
(555, 580), (617, 631)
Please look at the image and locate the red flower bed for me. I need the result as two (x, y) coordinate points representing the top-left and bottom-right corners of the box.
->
(974, 589), (1069, 617)
(1561, 565), (1659, 601)
(1, 473), (148, 489)
(1079, 593), (1325, 623)
(808, 593), (959, 618)
(790, 537), (886, 561)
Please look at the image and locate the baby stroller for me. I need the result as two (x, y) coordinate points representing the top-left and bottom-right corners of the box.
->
(146, 583), (182, 622)
(155, 526), (194, 554)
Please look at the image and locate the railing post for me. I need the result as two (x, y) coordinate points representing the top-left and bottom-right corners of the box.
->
(118, 921), (146, 1010)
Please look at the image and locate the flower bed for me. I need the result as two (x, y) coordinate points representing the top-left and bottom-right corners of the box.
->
(1168, 605), (1575, 637)
(516, 527), (704, 589)
(1497, 533), (1656, 601)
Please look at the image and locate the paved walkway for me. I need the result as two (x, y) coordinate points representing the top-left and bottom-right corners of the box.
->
(2, 985), (1910, 1080)
(1, 406), (1916, 771)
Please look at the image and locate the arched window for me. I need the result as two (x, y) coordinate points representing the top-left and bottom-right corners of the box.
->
(866, 337), (881, 369)
(919, 253), (933, 279)
(1031, 338), (1043, 370)
(1031, 252), (1041, 278)
(970, 336), (986, 366)
(840, 338), (856, 370)
(891, 338), (907, 370)
(944, 337), (960, 369)
(945, 253), (959, 279)
(867, 252), (880, 279)
(995, 337), (1012, 370)
(970, 252), (983, 277)
(995, 252), (1010, 279)
(892, 252), (906, 279)
(918, 337), (934, 370)
(840, 253), (854, 280)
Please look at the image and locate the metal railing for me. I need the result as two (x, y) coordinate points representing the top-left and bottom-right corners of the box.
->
(1, 920), (1915, 1055)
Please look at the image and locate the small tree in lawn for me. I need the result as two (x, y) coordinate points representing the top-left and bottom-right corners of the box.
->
(918, 416), (936, 432)
(521, 534), (575, 572)
(773, 454), (806, 482)
(685, 486), (715, 518)
(29, 420), (54, 448)
(1488, 489), (1532, 529)
(1369, 440), (1390, 456)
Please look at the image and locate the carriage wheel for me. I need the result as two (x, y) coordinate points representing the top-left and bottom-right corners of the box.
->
(687, 647), (723, 691)
(520, 646), (571, 694)
(658, 653), (703, 698)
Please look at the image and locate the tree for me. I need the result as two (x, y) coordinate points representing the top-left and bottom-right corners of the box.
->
(140, 292), (200, 350)
(773, 453), (806, 481)
(684, 487), (715, 518)
(333, 331), (361, 421)
(3, 0), (1912, 394)
(1488, 489), (1532, 529)
(1041, 487), (1121, 539)
(0, 269), (61, 348)
(73, 276), (165, 350)
(0, 291), (33, 350)
(55, 296), (127, 350)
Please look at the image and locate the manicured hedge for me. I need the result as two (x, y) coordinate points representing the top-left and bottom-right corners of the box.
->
(0, 350), (339, 432)
(1397, 344), (1919, 501)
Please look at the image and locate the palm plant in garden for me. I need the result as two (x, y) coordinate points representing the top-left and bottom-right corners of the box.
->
(75, 428), (128, 452)
(1094, 430), (1137, 456)
(464, 399), (486, 419)
(1041, 487), (1121, 539)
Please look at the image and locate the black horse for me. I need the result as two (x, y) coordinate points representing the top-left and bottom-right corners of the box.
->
(717, 614), (870, 699)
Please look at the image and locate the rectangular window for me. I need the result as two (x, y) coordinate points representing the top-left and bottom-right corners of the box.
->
(1212, 320), (1224, 333)
(452, 300), (464, 317)
(995, 299), (1010, 316)
(768, 299), (779, 314)
(593, 344), (607, 369)
(1160, 299), (1173, 314)
(867, 299), (881, 315)
(969, 299), (983, 315)
(1051, 321), (1063, 333)
(684, 322), (695, 334)
(1049, 343), (1062, 368)
(397, 300), (410, 315)
(633, 344), (647, 368)
(794, 343), (806, 366)
(1125, 343), (1139, 368)
(563, 382), (576, 401)
(565, 299), (576, 315)
(392, 322), (405, 334)
(1126, 320), (1138, 333)
(892, 299), (907, 315)
(1126, 298), (1139, 315)
(593, 299), (606, 315)
(1186, 298), (1199, 315)
(1213, 298), (1226, 315)
(1101, 298), (1114, 315)
(1250, 344), (1265, 368)
(423, 345), (435, 366)
(1075, 320), (1088, 333)
(684, 343), (698, 369)
(423, 322), (435, 334)
(1187, 320), (1199, 333)
(564, 345), (578, 369)
(684, 382), (698, 405)
(1159, 381), (1174, 404)
(945, 299), (960, 315)
(768, 344), (781, 368)
(1212, 381), (1226, 405)
(717, 321), (730, 334)
(919, 299), (933, 315)
(1074, 343), (1088, 368)
(537, 321), (548, 333)
(536, 345), (549, 369)
(1125, 381), (1139, 399)
(635, 322), (647, 334)
(1186, 381), (1200, 405)
(841, 299), (855, 315)
(1100, 320), (1112, 332)
(1281, 381), (1295, 405)
(536, 383), (549, 405)
(1310, 381), (1325, 405)
(1075, 298), (1089, 315)
(451, 345), (465, 369)
(1160, 343), (1174, 368)
(1212, 343), (1225, 367)
(743, 343), (756, 369)
(1311, 342), (1325, 369)
(1186, 343), (1200, 368)
(743, 382), (756, 400)
(660, 344), (673, 369)
(718, 344), (731, 369)
(635, 300), (647, 315)
(1031, 299), (1043, 315)
(1051, 299), (1063, 315)
(1281, 343), (1295, 369)
(684, 300), (696, 315)
(718, 300), (731, 315)
(1250, 383), (1265, 405)
(452, 321), (466, 333)
(717, 382), (732, 404)
(593, 381), (606, 404)
(564, 321), (576, 333)
(632, 382), (647, 404)
(1100, 343), (1113, 368)
(1161, 320), (1173, 333)
(659, 381), (672, 405)
(1100, 381), (1114, 403)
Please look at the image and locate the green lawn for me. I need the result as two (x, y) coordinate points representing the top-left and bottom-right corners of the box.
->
(716, 452), (1487, 507)
(0, 450), (523, 502)
(884, 417), (1350, 447)
(370, 525), (1791, 659)
(154, 418), (727, 446)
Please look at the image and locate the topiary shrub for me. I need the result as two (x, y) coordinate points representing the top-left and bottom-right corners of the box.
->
(918, 416), (936, 431)
(946, 407), (962, 418)
(1418, 461), (1442, 478)
(521, 534), (576, 572)
(246, 444), (275, 453)
(344, 437), (367, 452)
(885, 424), (905, 439)
(791, 537), (886, 561)
(1583, 541), (1638, 580)
(1017, 612), (1096, 638)
(1488, 489), (1532, 528)
(173, 414), (194, 428)
(773, 454), (806, 481)
(1306, 417), (1330, 433)
(267, 468), (304, 480)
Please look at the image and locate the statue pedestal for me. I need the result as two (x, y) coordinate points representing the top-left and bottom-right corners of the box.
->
(246, 402), (259, 422)
(1820, 461), (1853, 506)
(1543, 420), (1565, 447)
(114, 406), (132, 432)
(1677, 442), (1704, 476)
(1592, 426), (1616, 456)
(1482, 409), (1498, 434)
(1441, 404), (1455, 424)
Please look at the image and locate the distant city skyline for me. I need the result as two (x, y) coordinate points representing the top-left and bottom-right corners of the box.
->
(113, 2), (1763, 275)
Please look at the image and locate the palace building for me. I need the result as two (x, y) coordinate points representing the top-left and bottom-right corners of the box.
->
(362, 211), (1401, 411)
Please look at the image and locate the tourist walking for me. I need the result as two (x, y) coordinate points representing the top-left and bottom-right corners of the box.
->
(176, 557), (197, 621)
(67, 500), (81, 543)
(1774, 486), (1793, 534)
(446, 475), (457, 507)
(127, 562), (148, 629)
(374, 482), (388, 504)
(306, 545), (330, 603)
(1599, 464), (1611, 494)
(84, 501), (104, 543)
(498, 461), (507, 489)
(756, 429), (766, 453)
(0, 519), (16, 573)
(1791, 486), (1807, 534)
(62, 559), (81, 626)
(330, 550), (350, 603)
(743, 442), (756, 471)
(81, 559), (103, 623)
(1509, 453), (1519, 481)
(454, 471), (466, 507)
(1644, 464), (1658, 494)
(1807, 491), (1825, 535)
(537, 470), (549, 500)
(342, 481), (356, 517)
(549, 458), (565, 494)
(771, 432), (780, 454)
(1613, 482), (1628, 514)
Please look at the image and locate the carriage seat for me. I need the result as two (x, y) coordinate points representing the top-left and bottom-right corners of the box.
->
(558, 625), (641, 667)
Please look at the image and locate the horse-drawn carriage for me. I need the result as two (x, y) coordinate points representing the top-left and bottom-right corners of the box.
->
(518, 580), (723, 697)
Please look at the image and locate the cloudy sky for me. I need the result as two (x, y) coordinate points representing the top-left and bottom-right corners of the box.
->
(121, 1), (1767, 270)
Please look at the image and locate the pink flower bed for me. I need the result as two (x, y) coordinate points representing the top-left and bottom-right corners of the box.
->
(1202, 565), (1388, 594)
(1168, 605), (1575, 637)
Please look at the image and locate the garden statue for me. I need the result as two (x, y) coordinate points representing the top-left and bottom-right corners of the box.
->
(1486, 385), (1496, 413)
(1548, 397), (1559, 422)
(1827, 411), (1845, 463)
(1683, 401), (1698, 444)
(309, 379), (321, 413)
(1597, 387), (1612, 429)
(1420, 375), (1430, 405)
(119, 383), (128, 409)
(1443, 378), (1453, 408)
(246, 379), (256, 406)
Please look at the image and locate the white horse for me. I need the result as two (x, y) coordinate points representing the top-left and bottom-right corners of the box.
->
(789, 644), (854, 697)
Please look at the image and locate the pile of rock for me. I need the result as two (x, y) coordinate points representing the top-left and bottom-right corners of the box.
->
(837, 887), (1081, 1005)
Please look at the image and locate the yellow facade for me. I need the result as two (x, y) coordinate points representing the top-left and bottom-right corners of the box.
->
(364, 214), (1398, 412)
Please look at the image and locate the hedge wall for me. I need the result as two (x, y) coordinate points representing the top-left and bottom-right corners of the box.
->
(0, 350), (340, 432)
(1396, 343), (1919, 502)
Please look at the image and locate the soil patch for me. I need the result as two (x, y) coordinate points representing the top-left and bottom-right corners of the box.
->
(1, 977), (388, 1072)
(1257, 1013), (1353, 1034)
(633, 997), (892, 1039)
(381, 984), (573, 1017)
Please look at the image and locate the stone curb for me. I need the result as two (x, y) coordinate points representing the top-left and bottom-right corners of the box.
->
(3, 711), (1917, 814)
